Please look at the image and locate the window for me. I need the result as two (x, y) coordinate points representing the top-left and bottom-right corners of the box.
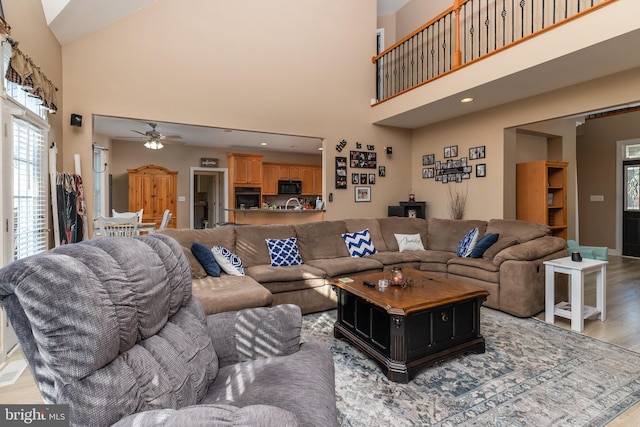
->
(625, 143), (640, 160)
(12, 117), (48, 259)
(3, 41), (50, 262)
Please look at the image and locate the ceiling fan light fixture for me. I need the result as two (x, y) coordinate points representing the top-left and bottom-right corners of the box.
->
(144, 139), (164, 150)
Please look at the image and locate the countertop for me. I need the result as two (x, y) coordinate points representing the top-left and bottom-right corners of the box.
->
(225, 208), (325, 213)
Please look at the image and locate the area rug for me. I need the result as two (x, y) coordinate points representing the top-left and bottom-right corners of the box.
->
(301, 308), (640, 426)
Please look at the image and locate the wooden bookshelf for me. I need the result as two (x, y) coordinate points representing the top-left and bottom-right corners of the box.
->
(516, 160), (568, 239)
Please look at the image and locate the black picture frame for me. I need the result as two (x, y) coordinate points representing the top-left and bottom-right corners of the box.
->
(476, 163), (487, 177)
(335, 156), (348, 189)
(378, 166), (386, 177)
(350, 150), (377, 168)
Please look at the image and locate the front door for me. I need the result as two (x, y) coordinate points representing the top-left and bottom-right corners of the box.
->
(623, 160), (640, 256)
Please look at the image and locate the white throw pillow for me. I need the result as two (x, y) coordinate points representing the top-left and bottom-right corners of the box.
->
(394, 233), (425, 252)
(211, 246), (245, 276)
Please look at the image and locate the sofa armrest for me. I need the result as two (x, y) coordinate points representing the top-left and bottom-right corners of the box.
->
(493, 236), (567, 266)
(112, 404), (300, 426)
(206, 304), (302, 366)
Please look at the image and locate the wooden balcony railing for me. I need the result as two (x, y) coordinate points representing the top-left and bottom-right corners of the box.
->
(372, 0), (616, 104)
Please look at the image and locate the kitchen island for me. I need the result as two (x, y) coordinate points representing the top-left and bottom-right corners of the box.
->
(225, 208), (325, 225)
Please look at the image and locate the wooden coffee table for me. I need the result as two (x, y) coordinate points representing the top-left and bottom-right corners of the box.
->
(331, 268), (489, 383)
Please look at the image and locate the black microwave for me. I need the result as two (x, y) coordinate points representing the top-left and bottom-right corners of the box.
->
(278, 180), (302, 194)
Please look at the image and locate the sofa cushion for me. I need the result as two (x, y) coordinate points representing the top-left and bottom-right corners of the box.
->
(470, 233), (499, 258)
(244, 264), (327, 285)
(295, 220), (350, 261)
(191, 243), (221, 277)
(235, 225), (297, 267)
(377, 217), (427, 251)
(493, 236), (568, 266)
(343, 218), (388, 252)
(159, 228), (236, 279)
(342, 229), (377, 257)
(447, 256), (500, 283)
(486, 219), (549, 243)
(367, 251), (421, 269)
(411, 249), (457, 265)
(191, 275), (272, 315)
(212, 246), (245, 276)
(305, 256), (383, 278)
(395, 233), (426, 251)
(266, 237), (303, 267)
(427, 218), (487, 252)
(456, 227), (479, 257)
(482, 236), (519, 260)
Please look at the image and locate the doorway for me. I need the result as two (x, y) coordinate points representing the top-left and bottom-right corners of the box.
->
(190, 167), (228, 228)
(623, 159), (640, 256)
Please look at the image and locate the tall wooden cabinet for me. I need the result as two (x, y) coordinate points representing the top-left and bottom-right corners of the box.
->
(516, 160), (568, 239)
(128, 165), (178, 228)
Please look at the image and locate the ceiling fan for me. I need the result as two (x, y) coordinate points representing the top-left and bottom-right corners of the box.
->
(130, 122), (182, 150)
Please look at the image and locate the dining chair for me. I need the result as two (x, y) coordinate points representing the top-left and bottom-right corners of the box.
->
(159, 209), (172, 230)
(112, 208), (144, 223)
(98, 214), (139, 237)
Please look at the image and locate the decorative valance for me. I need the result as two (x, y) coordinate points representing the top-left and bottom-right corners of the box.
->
(4, 39), (58, 112)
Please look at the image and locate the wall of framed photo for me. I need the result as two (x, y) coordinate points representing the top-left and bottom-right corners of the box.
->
(422, 145), (487, 183)
(334, 140), (388, 202)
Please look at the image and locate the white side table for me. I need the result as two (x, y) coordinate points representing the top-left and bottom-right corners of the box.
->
(544, 257), (608, 332)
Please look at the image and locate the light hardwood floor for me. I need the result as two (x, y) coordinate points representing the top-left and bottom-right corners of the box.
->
(1, 255), (640, 425)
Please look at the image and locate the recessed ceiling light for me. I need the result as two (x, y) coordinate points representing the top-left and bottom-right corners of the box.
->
(290, 145), (298, 148)
(461, 97), (474, 103)
(318, 147), (323, 151)
(260, 142), (268, 146)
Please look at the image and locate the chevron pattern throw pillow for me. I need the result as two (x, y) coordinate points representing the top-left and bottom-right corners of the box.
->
(342, 228), (377, 257)
(212, 246), (245, 276)
(265, 237), (303, 267)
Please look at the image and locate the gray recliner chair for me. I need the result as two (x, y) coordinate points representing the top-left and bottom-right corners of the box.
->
(0, 234), (337, 427)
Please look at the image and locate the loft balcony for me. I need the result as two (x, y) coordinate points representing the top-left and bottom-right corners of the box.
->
(371, 0), (640, 129)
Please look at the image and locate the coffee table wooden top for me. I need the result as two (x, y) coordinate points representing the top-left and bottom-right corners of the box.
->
(332, 268), (489, 315)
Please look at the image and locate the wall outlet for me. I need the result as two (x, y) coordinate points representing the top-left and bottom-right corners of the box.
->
(590, 195), (604, 202)
(178, 196), (186, 202)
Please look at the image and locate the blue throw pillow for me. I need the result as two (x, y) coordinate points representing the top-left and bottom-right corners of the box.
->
(212, 246), (245, 276)
(190, 242), (221, 277)
(265, 237), (303, 267)
(342, 229), (377, 257)
(456, 228), (479, 257)
(469, 233), (500, 258)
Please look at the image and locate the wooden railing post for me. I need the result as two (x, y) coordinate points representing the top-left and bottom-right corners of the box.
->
(453, 0), (463, 68)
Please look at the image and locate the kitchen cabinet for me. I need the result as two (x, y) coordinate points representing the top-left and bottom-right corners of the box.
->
(289, 166), (301, 180)
(128, 165), (177, 228)
(300, 167), (315, 195)
(229, 154), (263, 185)
(516, 160), (568, 239)
(300, 166), (322, 195)
(262, 163), (280, 195)
(278, 166), (290, 180)
(313, 167), (323, 195)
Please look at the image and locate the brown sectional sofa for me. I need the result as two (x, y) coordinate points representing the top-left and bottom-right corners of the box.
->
(159, 217), (568, 318)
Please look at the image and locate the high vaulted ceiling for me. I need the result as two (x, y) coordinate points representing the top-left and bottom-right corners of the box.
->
(42, 1), (410, 154)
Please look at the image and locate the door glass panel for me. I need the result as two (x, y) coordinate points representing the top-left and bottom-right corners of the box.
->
(625, 144), (640, 159)
(625, 165), (640, 211)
